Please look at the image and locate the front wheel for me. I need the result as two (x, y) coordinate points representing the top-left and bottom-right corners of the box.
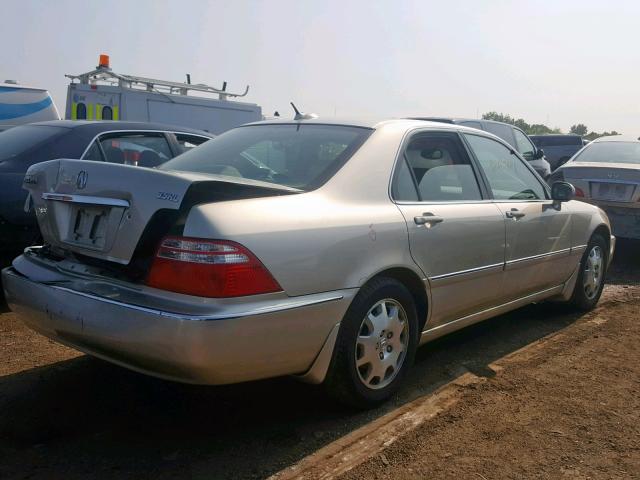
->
(566, 234), (608, 311)
(323, 277), (419, 408)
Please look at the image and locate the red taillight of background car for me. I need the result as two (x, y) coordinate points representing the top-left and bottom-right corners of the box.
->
(575, 187), (585, 197)
(146, 236), (282, 297)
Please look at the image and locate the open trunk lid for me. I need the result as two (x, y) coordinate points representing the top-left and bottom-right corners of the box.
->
(23, 159), (298, 265)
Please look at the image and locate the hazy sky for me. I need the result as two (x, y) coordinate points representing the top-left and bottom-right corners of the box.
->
(1, 0), (638, 134)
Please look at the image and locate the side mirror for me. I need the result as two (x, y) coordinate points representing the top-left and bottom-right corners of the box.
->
(534, 148), (545, 160)
(551, 181), (575, 202)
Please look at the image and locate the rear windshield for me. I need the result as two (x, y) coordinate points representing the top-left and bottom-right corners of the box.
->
(0, 125), (67, 162)
(159, 124), (372, 190)
(531, 136), (582, 147)
(573, 142), (640, 164)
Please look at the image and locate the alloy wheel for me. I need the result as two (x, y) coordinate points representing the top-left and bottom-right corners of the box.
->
(355, 299), (409, 390)
(583, 245), (603, 300)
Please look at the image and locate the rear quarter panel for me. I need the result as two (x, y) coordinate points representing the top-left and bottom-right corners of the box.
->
(184, 193), (417, 296)
(568, 199), (612, 248)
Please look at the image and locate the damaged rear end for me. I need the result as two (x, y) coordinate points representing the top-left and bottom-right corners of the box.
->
(2, 159), (351, 384)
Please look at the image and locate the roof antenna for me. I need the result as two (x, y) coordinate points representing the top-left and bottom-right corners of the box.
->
(290, 102), (318, 121)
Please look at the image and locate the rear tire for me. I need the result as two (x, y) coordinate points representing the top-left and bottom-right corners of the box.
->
(566, 234), (608, 311)
(323, 277), (419, 409)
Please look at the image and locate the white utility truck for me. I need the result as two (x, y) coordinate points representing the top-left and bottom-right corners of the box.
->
(65, 55), (262, 134)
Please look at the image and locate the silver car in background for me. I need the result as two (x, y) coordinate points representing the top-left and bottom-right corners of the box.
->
(3, 118), (614, 408)
(549, 135), (640, 239)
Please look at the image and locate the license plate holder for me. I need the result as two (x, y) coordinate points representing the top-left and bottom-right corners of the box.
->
(69, 205), (110, 249)
(592, 182), (633, 202)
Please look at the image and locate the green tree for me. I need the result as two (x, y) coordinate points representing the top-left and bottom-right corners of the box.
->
(528, 124), (554, 135)
(585, 130), (620, 141)
(482, 112), (515, 125)
(482, 112), (561, 135)
(570, 124), (588, 136)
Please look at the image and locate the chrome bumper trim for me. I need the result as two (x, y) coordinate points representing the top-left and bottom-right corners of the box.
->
(42, 192), (130, 207)
(50, 284), (344, 321)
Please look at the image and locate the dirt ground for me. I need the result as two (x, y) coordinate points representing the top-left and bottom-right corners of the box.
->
(341, 284), (640, 480)
(0, 240), (639, 479)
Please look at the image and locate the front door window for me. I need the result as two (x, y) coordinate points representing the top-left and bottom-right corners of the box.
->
(463, 134), (546, 200)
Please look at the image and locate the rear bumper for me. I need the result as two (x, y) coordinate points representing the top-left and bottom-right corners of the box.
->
(2, 257), (355, 385)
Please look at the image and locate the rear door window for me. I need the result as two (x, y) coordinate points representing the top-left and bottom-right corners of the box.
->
(393, 132), (483, 202)
(98, 133), (172, 167)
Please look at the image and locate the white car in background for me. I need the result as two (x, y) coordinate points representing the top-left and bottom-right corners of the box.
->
(549, 135), (640, 239)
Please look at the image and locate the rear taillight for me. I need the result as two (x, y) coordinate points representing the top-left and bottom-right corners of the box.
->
(575, 187), (585, 197)
(146, 236), (282, 298)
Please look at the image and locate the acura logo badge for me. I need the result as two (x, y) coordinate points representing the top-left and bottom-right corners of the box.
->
(76, 170), (88, 189)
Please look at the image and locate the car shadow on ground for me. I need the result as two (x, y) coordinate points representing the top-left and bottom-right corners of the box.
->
(0, 240), (637, 480)
(0, 305), (586, 480)
(607, 238), (640, 285)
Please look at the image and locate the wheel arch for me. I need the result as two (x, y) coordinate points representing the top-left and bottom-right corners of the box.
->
(592, 224), (611, 255)
(361, 267), (430, 333)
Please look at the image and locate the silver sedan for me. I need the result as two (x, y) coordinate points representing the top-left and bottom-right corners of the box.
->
(3, 118), (615, 407)
(549, 135), (640, 239)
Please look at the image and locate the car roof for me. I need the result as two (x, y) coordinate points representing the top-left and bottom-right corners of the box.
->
(26, 120), (214, 137)
(412, 116), (474, 122)
(244, 117), (463, 130)
(411, 116), (532, 131)
(242, 116), (515, 149)
(591, 135), (639, 143)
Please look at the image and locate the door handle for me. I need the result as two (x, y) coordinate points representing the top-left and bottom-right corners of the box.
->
(414, 212), (444, 226)
(505, 208), (526, 219)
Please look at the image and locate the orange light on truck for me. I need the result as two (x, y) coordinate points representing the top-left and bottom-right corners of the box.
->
(99, 54), (110, 69)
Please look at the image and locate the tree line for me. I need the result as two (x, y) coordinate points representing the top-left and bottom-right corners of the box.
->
(481, 112), (619, 140)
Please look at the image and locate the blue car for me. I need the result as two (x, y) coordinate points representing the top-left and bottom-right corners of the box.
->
(0, 120), (212, 258)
